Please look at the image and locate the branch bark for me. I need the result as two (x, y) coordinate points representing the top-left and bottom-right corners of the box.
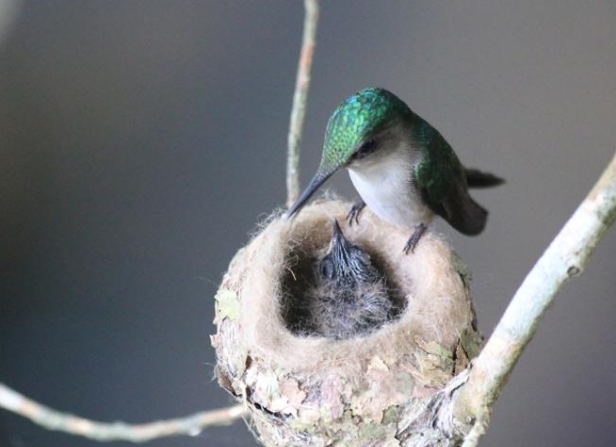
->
(455, 151), (616, 446)
(286, 0), (319, 208)
(0, 382), (246, 443)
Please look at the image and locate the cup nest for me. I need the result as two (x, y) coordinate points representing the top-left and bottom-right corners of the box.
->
(211, 199), (482, 447)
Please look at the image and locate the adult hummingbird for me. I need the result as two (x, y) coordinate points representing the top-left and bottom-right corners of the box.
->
(287, 88), (503, 253)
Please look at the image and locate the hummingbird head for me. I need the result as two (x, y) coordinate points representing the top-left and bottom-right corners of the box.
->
(287, 88), (412, 217)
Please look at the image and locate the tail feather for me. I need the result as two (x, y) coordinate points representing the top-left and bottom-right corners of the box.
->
(465, 168), (505, 189)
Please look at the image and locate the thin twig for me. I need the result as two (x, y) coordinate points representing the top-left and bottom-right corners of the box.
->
(0, 382), (247, 443)
(286, 0), (319, 208)
(455, 151), (616, 446)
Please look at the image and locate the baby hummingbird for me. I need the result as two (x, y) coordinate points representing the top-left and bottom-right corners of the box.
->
(288, 88), (503, 253)
(310, 219), (396, 340)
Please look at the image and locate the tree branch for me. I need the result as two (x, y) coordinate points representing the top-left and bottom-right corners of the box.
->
(456, 151), (616, 445)
(286, 0), (319, 208)
(0, 382), (247, 443)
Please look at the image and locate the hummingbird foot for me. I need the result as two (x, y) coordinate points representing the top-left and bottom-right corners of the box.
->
(347, 200), (366, 226)
(403, 223), (427, 254)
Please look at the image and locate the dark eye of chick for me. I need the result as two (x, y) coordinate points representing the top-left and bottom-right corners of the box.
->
(352, 139), (378, 160)
(319, 257), (335, 280)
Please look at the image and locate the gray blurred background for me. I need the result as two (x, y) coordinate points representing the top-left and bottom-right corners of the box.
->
(0, 1), (614, 446)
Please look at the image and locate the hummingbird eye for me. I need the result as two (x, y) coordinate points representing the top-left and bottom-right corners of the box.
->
(353, 139), (378, 160)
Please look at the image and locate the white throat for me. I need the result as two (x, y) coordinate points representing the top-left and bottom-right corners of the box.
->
(348, 143), (433, 228)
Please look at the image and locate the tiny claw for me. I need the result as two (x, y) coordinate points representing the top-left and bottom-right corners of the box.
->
(347, 200), (366, 226)
(402, 240), (413, 255)
(403, 223), (427, 255)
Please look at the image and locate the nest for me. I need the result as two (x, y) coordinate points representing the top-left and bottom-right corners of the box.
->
(211, 200), (482, 447)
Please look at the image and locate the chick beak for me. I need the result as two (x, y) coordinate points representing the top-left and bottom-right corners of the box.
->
(332, 219), (346, 246)
(287, 169), (335, 219)
(331, 219), (352, 257)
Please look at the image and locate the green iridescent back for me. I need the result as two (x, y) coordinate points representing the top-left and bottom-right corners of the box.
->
(320, 88), (411, 170)
(311, 87), (489, 236)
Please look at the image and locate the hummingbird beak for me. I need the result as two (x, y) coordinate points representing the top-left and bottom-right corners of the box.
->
(287, 168), (336, 219)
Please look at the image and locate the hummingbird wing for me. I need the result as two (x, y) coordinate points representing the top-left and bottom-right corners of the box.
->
(414, 131), (488, 235)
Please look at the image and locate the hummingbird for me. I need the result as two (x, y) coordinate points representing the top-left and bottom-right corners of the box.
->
(287, 88), (503, 253)
(310, 219), (396, 340)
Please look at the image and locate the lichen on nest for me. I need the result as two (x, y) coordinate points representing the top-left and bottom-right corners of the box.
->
(211, 199), (482, 447)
